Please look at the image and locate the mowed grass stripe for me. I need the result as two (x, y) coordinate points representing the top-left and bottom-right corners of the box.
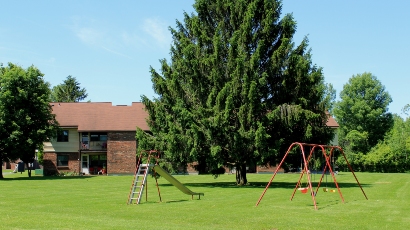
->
(1, 170), (409, 229)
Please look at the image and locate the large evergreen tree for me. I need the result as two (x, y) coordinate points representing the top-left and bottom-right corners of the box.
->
(0, 63), (59, 178)
(137, 0), (333, 185)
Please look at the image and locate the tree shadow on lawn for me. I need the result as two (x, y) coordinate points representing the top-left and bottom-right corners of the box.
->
(0, 175), (95, 181)
(159, 181), (372, 189)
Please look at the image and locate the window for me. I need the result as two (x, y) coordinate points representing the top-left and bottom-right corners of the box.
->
(90, 132), (107, 141)
(89, 154), (107, 169)
(57, 155), (69, 166)
(57, 130), (69, 142)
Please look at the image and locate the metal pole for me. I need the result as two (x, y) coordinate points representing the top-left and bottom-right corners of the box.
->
(323, 147), (345, 203)
(152, 150), (162, 202)
(290, 145), (315, 201)
(301, 144), (317, 210)
(255, 142), (297, 206)
(337, 146), (368, 200)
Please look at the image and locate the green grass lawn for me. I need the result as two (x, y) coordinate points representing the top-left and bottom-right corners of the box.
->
(1, 169), (409, 230)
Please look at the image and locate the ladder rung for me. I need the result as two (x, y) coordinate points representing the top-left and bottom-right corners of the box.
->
(129, 163), (151, 204)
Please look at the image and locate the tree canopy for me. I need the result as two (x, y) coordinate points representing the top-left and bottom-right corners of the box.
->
(136, 0), (333, 185)
(322, 83), (336, 113)
(0, 63), (59, 178)
(362, 115), (410, 172)
(334, 72), (393, 156)
(51, 75), (88, 102)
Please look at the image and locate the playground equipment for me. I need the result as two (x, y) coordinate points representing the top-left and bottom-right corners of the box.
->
(255, 142), (368, 210)
(127, 150), (204, 204)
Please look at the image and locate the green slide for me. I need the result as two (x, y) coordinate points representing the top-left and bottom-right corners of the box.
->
(152, 165), (204, 199)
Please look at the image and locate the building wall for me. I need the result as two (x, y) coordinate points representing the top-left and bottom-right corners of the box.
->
(43, 152), (79, 175)
(42, 130), (137, 175)
(44, 128), (79, 153)
(107, 131), (136, 174)
(256, 163), (284, 173)
(329, 128), (339, 146)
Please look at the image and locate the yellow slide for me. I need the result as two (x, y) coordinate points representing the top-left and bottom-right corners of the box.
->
(152, 165), (204, 199)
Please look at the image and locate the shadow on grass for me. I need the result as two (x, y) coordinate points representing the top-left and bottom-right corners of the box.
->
(162, 199), (191, 203)
(137, 199), (190, 205)
(0, 175), (95, 181)
(158, 181), (372, 189)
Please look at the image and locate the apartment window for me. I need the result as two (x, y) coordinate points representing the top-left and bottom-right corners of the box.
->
(90, 132), (107, 141)
(57, 155), (69, 166)
(57, 130), (69, 142)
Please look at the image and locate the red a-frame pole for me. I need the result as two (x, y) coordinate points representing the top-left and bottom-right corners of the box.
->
(255, 142), (367, 210)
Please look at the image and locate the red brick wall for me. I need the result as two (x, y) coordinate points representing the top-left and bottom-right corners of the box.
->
(43, 152), (79, 175)
(2, 161), (12, 169)
(107, 132), (136, 174)
(256, 163), (284, 173)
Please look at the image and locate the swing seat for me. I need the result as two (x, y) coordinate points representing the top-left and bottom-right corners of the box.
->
(298, 187), (308, 194)
(323, 188), (328, 192)
(330, 189), (336, 193)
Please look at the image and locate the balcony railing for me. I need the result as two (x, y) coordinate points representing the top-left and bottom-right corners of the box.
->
(81, 141), (107, 151)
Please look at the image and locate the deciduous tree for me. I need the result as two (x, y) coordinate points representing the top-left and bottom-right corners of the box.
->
(0, 63), (59, 178)
(322, 83), (336, 113)
(137, 0), (333, 185)
(334, 72), (393, 155)
(363, 115), (410, 172)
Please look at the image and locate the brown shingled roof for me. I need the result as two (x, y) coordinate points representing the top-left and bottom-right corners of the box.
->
(326, 112), (339, 128)
(52, 102), (338, 131)
(51, 102), (149, 132)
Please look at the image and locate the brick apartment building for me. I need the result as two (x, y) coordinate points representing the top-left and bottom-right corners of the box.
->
(41, 102), (338, 175)
(42, 102), (148, 175)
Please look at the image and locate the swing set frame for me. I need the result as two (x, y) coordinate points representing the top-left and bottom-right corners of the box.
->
(255, 142), (368, 210)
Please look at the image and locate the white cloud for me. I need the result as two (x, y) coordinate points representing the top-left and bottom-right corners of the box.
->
(69, 16), (131, 58)
(75, 27), (104, 46)
(121, 31), (147, 48)
(70, 16), (105, 46)
(142, 18), (171, 48)
(101, 46), (132, 59)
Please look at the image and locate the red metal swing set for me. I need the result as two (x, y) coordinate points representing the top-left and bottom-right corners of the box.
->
(255, 142), (368, 210)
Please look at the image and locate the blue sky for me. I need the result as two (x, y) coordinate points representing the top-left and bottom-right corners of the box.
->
(1, 1), (409, 116)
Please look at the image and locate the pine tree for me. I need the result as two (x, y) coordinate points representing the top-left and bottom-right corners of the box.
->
(50, 75), (88, 102)
(137, 0), (333, 185)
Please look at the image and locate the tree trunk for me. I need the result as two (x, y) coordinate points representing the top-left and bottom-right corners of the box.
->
(196, 155), (209, 174)
(0, 162), (3, 179)
(0, 153), (3, 179)
(26, 162), (32, 177)
(235, 163), (248, 185)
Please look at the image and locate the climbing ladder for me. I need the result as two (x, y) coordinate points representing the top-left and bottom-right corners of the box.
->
(128, 163), (151, 204)
(127, 150), (161, 205)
